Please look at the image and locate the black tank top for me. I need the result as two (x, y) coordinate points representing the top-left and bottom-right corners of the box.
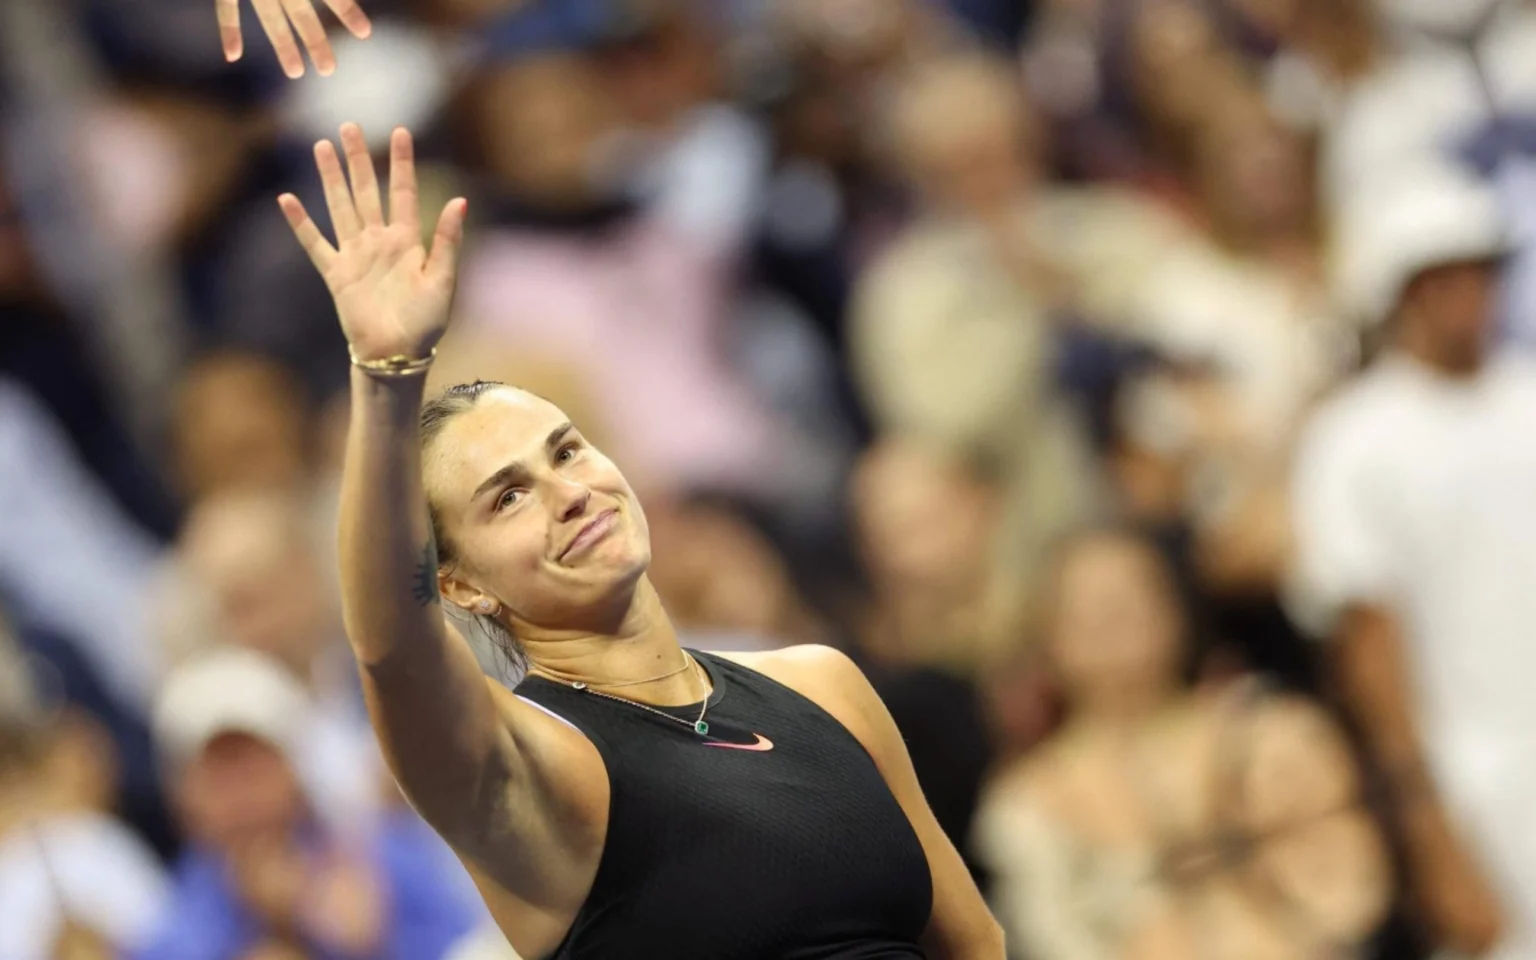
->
(514, 650), (934, 960)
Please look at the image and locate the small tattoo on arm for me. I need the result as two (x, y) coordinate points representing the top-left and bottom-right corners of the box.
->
(412, 538), (441, 607)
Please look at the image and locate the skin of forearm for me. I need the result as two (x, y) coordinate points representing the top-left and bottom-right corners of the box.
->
(337, 368), (438, 665)
(335, 367), (513, 838)
(1337, 606), (1427, 784)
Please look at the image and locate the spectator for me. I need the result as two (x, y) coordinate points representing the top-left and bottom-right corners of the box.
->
(137, 647), (482, 960)
(849, 439), (1002, 880)
(1123, 93), (1344, 509)
(1118, 1), (1254, 201)
(1291, 161), (1536, 958)
(158, 489), (383, 837)
(851, 437), (1018, 670)
(976, 527), (1390, 959)
(0, 618), (169, 960)
(1110, 92), (1353, 689)
(15, 615), (179, 859)
(171, 353), (312, 504)
(1321, 0), (1536, 346)
(1022, 0), (1249, 190)
(164, 350), (356, 680)
(852, 52), (1185, 618)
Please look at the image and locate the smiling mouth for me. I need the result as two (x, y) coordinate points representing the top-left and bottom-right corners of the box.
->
(561, 509), (618, 561)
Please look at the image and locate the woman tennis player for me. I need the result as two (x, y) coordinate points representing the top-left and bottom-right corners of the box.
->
(275, 122), (1004, 960)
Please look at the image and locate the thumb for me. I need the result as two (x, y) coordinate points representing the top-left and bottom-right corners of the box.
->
(425, 198), (467, 285)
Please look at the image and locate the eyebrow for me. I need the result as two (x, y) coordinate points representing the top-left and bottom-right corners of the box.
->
(471, 422), (575, 502)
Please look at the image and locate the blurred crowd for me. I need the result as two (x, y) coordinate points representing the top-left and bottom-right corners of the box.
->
(4, 0), (1536, 957)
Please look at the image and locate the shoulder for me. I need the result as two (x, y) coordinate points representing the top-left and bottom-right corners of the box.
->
(1293, 364), (1408, 477)
(714, 645), (890, 751)
(715, 644), (872, 706)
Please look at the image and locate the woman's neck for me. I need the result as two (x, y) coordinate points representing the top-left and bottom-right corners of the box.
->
(520, 577), (705, 706)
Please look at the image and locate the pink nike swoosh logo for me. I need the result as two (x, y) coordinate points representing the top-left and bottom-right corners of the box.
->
(703, 733), (775, 752)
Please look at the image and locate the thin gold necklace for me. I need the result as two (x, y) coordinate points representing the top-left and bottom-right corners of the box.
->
(567, 654), (713, 736)
(530, 654), (693, 690)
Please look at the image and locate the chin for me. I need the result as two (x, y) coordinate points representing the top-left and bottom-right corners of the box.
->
(574, 539), (651, 593)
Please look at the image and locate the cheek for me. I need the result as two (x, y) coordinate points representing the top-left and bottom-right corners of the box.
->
(590, 457), (650, 545)
(470, 519), (552, 584)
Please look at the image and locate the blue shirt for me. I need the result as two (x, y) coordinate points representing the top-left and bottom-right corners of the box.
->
(132, 814), (482, 960)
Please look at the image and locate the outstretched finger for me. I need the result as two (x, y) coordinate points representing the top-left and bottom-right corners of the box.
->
(216, 0), (243, 62)
(252, 0), (305, 78)
(279, 0), (336, 76)
(278, 194), (338, 272)
(314, 139), (362, 242)
(340, 123), (384, 228)
(425, 198), (468, 285)
(321, 0), (372, 40)
(387, 128), (420, 237)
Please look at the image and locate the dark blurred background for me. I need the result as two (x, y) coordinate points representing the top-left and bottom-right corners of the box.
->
(4, 0), (1536, 957)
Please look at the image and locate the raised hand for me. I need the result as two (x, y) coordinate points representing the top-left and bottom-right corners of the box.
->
(279, 124), (467, 364)
(218, 0), (371, 78)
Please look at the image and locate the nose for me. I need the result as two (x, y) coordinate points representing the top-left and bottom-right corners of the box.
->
(553, 477), (591, 523)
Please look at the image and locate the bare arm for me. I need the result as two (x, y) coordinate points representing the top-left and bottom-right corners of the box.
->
(342, 371), (515, 840)
(280, 123), (511, 843)
(1335, 605), (1504, 956)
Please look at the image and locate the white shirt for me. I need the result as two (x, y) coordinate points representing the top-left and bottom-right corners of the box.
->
(1288, 353), (1536, 958)
(0, 813), (169, 959)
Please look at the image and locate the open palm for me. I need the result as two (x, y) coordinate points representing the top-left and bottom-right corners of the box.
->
(279, 124), (466, 363)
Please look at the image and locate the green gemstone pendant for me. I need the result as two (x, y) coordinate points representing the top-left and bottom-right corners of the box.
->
(694, 720), (709, 736)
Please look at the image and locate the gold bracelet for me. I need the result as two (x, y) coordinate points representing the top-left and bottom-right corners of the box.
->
(349, 346), (437, 378)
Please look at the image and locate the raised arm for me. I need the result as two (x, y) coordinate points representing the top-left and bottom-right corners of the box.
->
(277, 124), (505, 843)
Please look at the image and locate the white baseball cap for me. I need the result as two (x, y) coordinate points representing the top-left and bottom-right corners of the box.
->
(1332, 160), (1510, 327)
(151, 646), (309, 771)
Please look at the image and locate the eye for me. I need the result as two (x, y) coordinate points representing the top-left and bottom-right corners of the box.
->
(555, 441), (581, 465)
(497, 488), (524, 512)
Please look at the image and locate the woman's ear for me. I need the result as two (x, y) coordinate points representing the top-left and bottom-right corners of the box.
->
(439, 571), (500, 617)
